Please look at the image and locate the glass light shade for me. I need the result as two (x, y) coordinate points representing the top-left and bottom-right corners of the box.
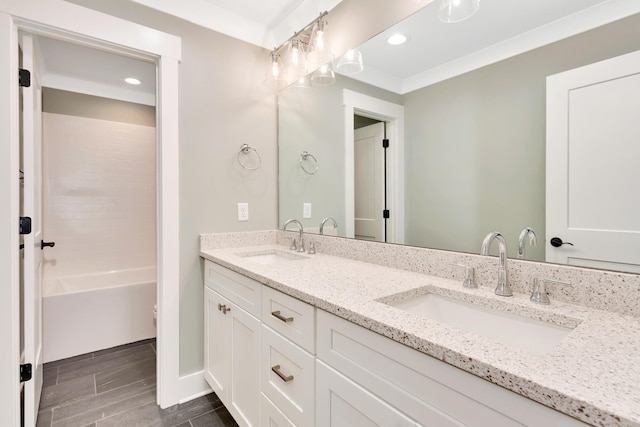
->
(439, 0), (480, 23)
(306, 19), (333, 65)
(283, 39), (308, 84)
(334, 48), (364, 74)
(264, 52), (287, 91)
(292, 74), (312, 90)
(310, 63), (335, 86)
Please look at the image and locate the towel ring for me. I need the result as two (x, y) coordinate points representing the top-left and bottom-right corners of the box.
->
(237, 144), (261, 170)
(299, 151), (318, 175)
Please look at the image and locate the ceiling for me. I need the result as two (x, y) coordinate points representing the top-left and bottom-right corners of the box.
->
(35, 0), (640, 104)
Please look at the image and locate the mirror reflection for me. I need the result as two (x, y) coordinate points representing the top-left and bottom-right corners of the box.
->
(278, 0), (640, 273)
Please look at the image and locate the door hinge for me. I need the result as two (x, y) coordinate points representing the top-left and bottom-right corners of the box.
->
(383, 209), (390, 219)
(20, 364), (32, 382)
(19, 69), (31, 87)
(382, 139), (389, 148)
(20, 217), (32, 235)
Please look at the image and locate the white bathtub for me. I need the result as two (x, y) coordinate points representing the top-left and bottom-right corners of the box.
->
(43, 267), (157, 363)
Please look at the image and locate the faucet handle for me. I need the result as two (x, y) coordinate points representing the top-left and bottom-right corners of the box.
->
(531, 278), (571, 305)
(308, 241), (316, 254)
(452, 264), (477, 289)
(289, 238), (297, 251)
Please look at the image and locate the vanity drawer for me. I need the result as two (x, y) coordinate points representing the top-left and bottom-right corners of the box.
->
(262, 286), (315, 353)
(204, 260), (261, 318)
(261, 324), (315, 427)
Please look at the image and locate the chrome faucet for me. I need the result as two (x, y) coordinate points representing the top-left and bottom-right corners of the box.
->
(517, 227), (537, 259)
(283, 219), (305, 253)
(319, 217), (338, 235)
(481, 231), (512, 297)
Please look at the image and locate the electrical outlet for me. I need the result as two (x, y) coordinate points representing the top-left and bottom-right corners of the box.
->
(237, 203), (249, 221)
(303, 202), (312, 219)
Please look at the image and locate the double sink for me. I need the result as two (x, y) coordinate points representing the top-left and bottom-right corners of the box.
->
(237, 249), (577, 355)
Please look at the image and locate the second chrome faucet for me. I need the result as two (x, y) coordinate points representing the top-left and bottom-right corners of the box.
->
(481, 231), (512, 297)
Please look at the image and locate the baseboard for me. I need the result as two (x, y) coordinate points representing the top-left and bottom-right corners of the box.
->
(177, 370), (212, 404)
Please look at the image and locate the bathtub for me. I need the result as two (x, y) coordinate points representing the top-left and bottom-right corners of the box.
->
(43, 266), (157, 363)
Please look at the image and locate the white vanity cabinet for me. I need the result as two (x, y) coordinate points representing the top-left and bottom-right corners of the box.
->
(316, 310), (589, 427)
(204, 261), (261, 427)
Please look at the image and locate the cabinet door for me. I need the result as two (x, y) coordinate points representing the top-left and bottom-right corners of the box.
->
(228, 298), (261, 427)
(316, 360), (415, 427)
(261, 393), (296, 427)
(204, 287), (229, 401)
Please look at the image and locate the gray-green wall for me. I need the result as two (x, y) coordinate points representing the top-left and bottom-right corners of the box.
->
(278, 74), (401, 232)
(43, 88), (155, 125)
(69, 0), (278, 375)
(403, 13), (640, 259)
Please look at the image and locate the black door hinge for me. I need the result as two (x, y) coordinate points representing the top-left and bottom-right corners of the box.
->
(382, 139), (389, 148)
(20, 217), (32, 235)
(20, 364), (32, 382)
(383, 209), (390, 219)
(19, 69), (31, 87)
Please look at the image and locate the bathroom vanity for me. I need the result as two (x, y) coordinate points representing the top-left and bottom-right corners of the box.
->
(200, 230), (640, 427)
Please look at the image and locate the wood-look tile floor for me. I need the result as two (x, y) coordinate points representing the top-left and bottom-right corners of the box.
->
(36, 339), (238, 427)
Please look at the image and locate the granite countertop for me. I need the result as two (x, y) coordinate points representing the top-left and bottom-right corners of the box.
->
(200, 242), (640, 427)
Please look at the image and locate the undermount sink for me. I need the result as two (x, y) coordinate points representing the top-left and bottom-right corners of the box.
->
(236, 249), (308, 265)
(388, 293), (575, 355)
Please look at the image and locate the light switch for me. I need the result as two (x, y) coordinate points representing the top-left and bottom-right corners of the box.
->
(303, 202), (312, 219)
(237, 203), (249, 221)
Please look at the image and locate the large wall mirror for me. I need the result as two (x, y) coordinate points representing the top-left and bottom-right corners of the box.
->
(278, 0), (640, 273)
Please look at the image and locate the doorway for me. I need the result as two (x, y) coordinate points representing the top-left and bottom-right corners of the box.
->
(1, 4), (182, 424)
(343, 89), (405, 244)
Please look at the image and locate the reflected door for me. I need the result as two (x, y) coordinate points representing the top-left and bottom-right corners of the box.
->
(546, 50), (640, 273)
(354, 122), (385, 242)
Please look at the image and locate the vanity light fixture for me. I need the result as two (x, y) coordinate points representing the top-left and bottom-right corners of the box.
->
(334, 48), (364, 74)
(263, 11), (332, 90)
(124, 77), (141, 85)
(387, 33), (408, 46)
(439, 0), (480, 23)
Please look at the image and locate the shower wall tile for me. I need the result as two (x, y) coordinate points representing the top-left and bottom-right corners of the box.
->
(42, 113), (157, 279)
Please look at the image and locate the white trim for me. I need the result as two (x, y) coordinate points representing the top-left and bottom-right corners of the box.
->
(0, 0), (184, 415)
(343, 89), (404, 244)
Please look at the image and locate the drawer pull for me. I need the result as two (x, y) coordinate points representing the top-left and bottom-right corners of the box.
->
(271, 365), (294, 382)
(271, 310), (293, 323)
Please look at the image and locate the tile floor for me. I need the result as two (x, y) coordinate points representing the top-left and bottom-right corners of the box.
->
(36, 339), (238, 427)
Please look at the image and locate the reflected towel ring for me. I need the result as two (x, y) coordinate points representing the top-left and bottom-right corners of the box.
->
(299, 151), (319, 175)
(237, 144), (262, 170)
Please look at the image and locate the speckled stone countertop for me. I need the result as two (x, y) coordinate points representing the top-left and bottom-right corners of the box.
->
(200, 232), (640, 427)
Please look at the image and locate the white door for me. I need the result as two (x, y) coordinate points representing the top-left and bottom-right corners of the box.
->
(546, 50), (640, 273)
(20, 33), (44, 427)
(354, 122), (385, 242)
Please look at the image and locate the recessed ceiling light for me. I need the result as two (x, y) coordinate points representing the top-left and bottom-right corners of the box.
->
(124, 77), (142, 85)
(387, 33), (408, 46)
